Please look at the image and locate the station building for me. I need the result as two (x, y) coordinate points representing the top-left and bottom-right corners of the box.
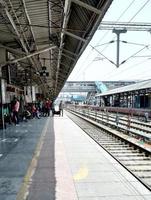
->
(96, 79), (151, 109)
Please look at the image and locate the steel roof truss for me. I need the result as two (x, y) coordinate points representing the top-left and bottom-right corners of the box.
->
(6, 0), (31, 50)
(0, 45), (57, 66)
(55, 0), (72, 94)
(0, 0), (30, 53)
(71, 0), (101, 15)
(48, 0), (63, 10)
(61, 52), (75, 61)
(63, 30), (86, 42)
(63, 49), (77, 57)
(21, 0), (36, 49)
(0, 44), (26, 56)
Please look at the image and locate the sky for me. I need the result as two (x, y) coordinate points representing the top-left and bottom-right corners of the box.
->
(68, 0), (151, 82)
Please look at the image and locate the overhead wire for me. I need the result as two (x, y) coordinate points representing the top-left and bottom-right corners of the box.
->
(72, 0), (150, 81)
(89, 45), (116, 66)
(95, 0), (150, 65)
(97, 0), (137, 48)
(91, 39), (149, 68)
(92, 0), (151, 80)
(99, 58), (148, 80)
(84, 0), (144, 70)
(100, 44), (151, 80)
(100, 0), (150, 53)
(100, 42), (151, 80)
(102, 56), (150, 80)
(128, 0), (150, 22)
(135, 74), (151, 79)
(120, 45), (149, 65)
(121, 40), (149, 46)
(71, 49), (94, 80)
(98, 0), (137, 53)
(73, 39), (150, 80)
(133, 55), (151, 58)
(126, 64), (151, 79)
(71, 0), (137, 80)
(72, 41), (116, 80)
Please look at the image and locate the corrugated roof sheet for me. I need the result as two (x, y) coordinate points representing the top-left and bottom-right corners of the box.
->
(0, 0), (113, 99)
(96, 79), (151, 96)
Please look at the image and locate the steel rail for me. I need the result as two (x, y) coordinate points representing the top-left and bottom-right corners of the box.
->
(71, 108), (151, 143)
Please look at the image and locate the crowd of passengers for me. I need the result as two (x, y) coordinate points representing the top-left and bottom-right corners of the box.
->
(22, 98), (52, 120)
(2, 97), (54, 127)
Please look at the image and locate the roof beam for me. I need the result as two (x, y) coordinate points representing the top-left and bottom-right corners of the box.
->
(71, 0), (101, 14)
(63, 49), (78, 57)
(0, 45), (57, 66)
(0, 0), (50, 93)
(55, 0), (71, 94)
(77, 0), (113, 58)
(0, 44), (26, 55)
(15, 45), (57, 63)
(21, 0), (36, 49)
(62, 52), (75, 61)
(0, 0), (29, 54)
(63, 30), (86, 42)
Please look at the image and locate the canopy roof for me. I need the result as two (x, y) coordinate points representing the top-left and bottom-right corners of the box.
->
(96, 79), (151, 97)
(0, 0), (113, 99)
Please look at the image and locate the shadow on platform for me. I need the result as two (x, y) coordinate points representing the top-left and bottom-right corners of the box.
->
(0, 117), (56, 200)
(28, 117), (56, 200)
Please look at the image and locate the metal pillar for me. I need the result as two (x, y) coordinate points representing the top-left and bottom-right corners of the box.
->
(132, 94), (134, 108)
(112, 29), (127, 68)
(0, 48), (6, 130)
(126, 94), (128, 107)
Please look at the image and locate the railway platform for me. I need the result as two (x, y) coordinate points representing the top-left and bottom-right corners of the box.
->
(0, 113), (151, 200)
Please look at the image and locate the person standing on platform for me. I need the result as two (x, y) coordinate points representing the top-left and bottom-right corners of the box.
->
(59, 101), (63, 117)
(45, 99), (51, 117)
(13, 97), (20, 125)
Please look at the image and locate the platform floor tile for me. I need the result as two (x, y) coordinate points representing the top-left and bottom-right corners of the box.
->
(54, 114), (151, 200)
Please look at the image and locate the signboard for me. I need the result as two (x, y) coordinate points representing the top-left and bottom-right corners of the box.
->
(32, 86), (36, 102)
(24, 86), (36, 102)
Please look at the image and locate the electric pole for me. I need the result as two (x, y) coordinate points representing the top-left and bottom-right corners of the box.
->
(113, 28), (127, 67)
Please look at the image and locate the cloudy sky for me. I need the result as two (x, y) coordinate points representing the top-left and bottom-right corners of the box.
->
(68, 0), (151, 82)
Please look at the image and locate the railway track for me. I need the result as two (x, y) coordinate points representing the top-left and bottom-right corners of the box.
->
(70, 107), (151, 143)
(66, 110), (151, 190)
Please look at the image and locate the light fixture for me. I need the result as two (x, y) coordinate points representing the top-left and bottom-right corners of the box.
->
(40, 58), (49, 77)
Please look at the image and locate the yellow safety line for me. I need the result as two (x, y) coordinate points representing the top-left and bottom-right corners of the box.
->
(73, 165), (89, 181)
(16, 118), (50, 200)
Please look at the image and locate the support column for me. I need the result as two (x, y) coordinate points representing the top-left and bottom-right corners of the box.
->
(0, 48), (6, 76)
(112, 29), (127, 68)
(126, 94), (128, 107)
(132, 94), (134, 108)
(0, 48), (6, 129)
